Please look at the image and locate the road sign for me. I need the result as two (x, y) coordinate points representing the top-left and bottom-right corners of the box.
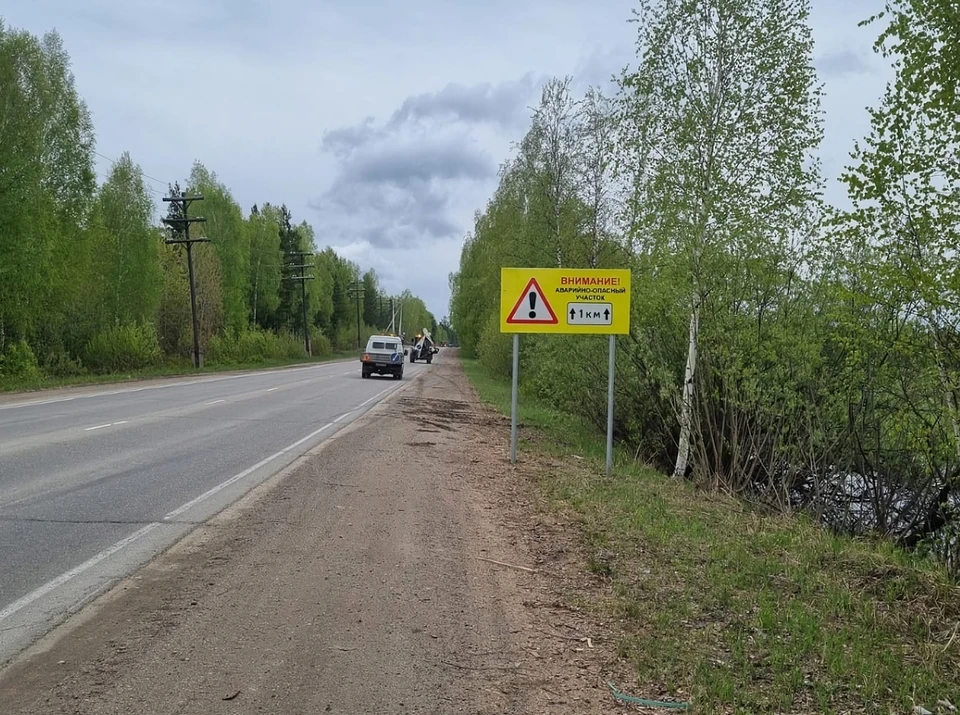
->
(566, 302), (612, 326)
(505, 277), (559, 325)
(500, 268), (631, 334)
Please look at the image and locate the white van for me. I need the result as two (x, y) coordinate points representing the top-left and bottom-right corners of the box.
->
(360, 335), (406, 379)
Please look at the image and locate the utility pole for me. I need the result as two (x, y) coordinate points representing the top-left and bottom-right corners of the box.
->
(161, 192), (208, 369)
(347, 280), (365, 350)
(283, 251), (315, 355)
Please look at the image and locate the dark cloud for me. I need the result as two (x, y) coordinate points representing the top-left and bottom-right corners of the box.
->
(816, 48), (873, 78)
(319, 74), (543, 159)
(343, 140), (494, 185)
(312, 169), (468, 250)
(314, 78), (526, 251)
(320, 118), (383, 158)
(387, 73), (543, 130)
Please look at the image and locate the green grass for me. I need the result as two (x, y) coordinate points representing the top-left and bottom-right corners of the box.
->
(463, 357), (960, 714)
(0, 352), (357, 394)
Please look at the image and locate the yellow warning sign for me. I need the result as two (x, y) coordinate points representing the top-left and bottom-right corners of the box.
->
(499, 267), (631, 334)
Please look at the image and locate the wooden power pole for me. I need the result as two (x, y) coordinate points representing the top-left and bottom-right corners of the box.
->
(283, 251), (315, 355)
(161, 192), (207, 369)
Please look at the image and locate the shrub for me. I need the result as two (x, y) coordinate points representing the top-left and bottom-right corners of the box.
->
(42, 349), (85, 377)
(0, 340), (43, 382)
(477, 313), (513, 379)
(207, 327), (308, 365)
(310, 332), (332, 357)
(82, 323), (162, 374)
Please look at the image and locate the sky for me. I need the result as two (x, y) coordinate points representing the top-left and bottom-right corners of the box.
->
(6, 0), (893, 320)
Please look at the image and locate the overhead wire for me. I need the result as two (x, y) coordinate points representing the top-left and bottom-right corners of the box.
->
(92, 150), (170, 196)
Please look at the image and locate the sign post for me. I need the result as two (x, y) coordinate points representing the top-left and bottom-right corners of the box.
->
(499, 267), (632, 476)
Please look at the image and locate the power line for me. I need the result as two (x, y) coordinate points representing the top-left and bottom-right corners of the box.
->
(93, 150), (170, 190)
(94, 169), (164, 197)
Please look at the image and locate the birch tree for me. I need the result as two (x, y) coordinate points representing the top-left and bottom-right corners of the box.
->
(827, 0), (960, 550)
(518, 77), (583, 267)
(87, 152), (161, 328)
(576, 87), (616, 268)
(246, 203), (282, 328)
(188, 162), (249, 335)
(617, 0), (823, 480)
(0, 23), (95, 348)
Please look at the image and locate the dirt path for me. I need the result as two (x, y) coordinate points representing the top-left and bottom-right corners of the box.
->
(0, 355), (625, 714)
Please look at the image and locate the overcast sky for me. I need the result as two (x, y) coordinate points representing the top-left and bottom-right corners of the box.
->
(8, 0), (891, 320)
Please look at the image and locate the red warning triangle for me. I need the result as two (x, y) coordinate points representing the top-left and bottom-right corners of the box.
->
(506, 277), (558, 324)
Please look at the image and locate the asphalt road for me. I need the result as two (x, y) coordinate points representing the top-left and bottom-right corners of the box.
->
(0, 356), (430, 663)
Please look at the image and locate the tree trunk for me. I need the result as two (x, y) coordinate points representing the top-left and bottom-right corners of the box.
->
(252, 249), (262, 326)
(673, 294), (700, 480)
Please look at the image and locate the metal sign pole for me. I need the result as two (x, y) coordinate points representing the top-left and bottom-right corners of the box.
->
(510, 333), (519, 464)
(606, 334), (616, 477)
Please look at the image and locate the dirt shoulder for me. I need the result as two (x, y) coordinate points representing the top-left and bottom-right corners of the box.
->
(0, 354), (629, 714)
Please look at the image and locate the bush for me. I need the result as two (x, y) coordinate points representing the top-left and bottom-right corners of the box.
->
(333, 324), (382, 353)
(477, 313), (513, 379)
(206, 327), (307, 365)
(0, 340), (43, 382)
(42, 349), (85, 377)
(310, 332), (332, 357)
(82, 323), (162, 374)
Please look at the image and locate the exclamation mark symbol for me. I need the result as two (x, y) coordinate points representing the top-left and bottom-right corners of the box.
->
(528, 291), (537, 319)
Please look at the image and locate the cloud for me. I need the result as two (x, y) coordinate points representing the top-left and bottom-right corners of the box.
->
(314, 76), (537, 252)
(816, 48), (874, 77)
(343, 139), (494, 185)
(387, 73), (544, 130)
(320, 118), (383, 159)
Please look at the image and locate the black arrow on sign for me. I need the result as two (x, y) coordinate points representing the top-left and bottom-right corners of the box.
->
(604, 308), (610, 320)
(569, 308), (576, 320)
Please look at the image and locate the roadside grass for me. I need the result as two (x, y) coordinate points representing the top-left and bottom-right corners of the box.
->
(462, 358), (960, 714)
(0, 352), (356, 394)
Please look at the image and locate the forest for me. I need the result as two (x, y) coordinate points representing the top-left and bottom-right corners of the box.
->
(449, 0), (960, 574)
(0, 19), (445, 388)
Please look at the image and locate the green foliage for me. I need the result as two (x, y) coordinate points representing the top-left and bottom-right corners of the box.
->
(188, 163), (249, 334)
(476, 313), (512, 378)
(206, 327), (306, 365)
(0, 21), (95, 343)
(82, 323), (162, 374)
(0, 340), (42, 381)
(246, 203), (282, 328)
(85, 153), (162, 330)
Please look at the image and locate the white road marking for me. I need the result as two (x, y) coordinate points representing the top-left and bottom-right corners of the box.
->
(334, 411), (353, 423)
(83, 421), (129, 432)
(163, 421), (336, 520)
(0, 523), (160, 623)
(357, 386), (399, 409)
(266, 387), (278, 392)
(0, 379), (410, 626)
(0, 360), (354, 412)
(7, 397), (76, 408)
(206, 399), (226, 405)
